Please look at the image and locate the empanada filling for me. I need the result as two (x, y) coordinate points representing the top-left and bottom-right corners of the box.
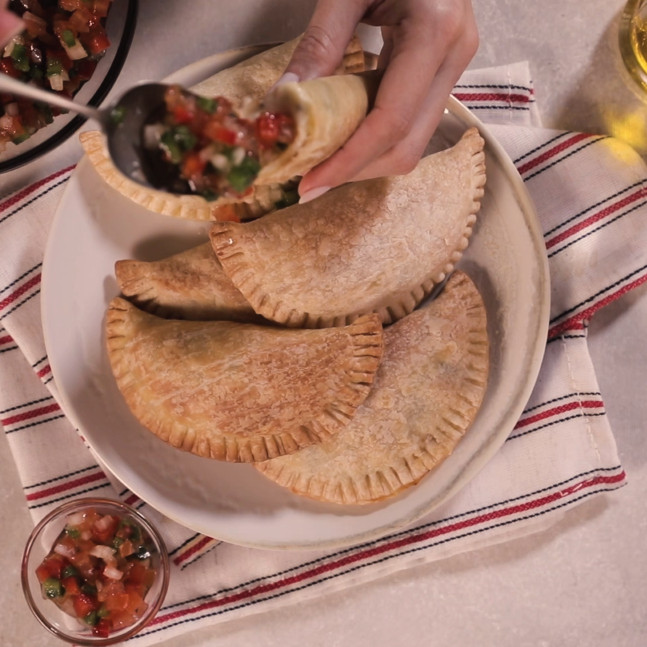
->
(142, 85), (297, 201)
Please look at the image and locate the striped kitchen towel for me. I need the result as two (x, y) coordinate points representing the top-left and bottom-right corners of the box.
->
(1, 62), (646, 643)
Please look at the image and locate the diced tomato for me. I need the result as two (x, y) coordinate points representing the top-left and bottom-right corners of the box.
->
(255, 112), (295, 148)
(212, 204), (242, 222)
(92, 0), (112, 18)
(22, 11), (49, 39)
(73, 592), (98, 618)
(81, 29), (110, 55)
(112, 589), (148, 629)
(91, 513), (119, 543)
(125, 561), (155, 589)
(181, 152), (206, 179)
(0, 59), (22, 79)
(58, 0), (87, 11)
(100, 581), (130, 613)
(255, 112), (279, 147)
(68, 7), (95, 33)
(61, 575), (81, 596)
(204, 120), (237, 145)
(35, 554), (67, 583)
(75, 58), (98, 81)
(93, 618), (113, 638)
(170, 104), (195, 125)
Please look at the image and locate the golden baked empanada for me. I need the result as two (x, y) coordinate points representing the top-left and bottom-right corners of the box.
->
(81, 36), (366, 222)
(210, 128), (486, 328)
(115, 241), (261, 322)
(254, 271), (489, 504)
(105, 297), (383, 462)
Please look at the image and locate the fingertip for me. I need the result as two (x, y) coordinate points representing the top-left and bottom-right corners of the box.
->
(0, 12), (24, 47)
(298, 185), (331, 204)
(274, 72), (300, 87)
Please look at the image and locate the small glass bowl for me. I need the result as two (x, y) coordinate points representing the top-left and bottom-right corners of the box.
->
(21, 498), (170, 646)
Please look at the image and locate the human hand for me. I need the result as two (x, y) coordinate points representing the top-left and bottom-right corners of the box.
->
(0, 1), (23, 47)
(282, 0), (478, 203)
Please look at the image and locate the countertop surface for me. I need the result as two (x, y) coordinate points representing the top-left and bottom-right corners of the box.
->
(1, 1), (646, 646)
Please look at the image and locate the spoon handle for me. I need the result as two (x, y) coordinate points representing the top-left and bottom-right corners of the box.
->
(0, 73), (102, 123)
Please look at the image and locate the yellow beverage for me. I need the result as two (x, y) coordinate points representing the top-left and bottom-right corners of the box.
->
(619, 0), (647, 94)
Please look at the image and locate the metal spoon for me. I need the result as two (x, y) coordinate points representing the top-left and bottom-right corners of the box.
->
(0, 73), (182, 191)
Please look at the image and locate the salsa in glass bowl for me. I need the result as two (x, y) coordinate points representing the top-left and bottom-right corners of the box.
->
(22, 498), (170, 645)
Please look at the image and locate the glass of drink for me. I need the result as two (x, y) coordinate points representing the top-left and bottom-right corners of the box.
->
(619, 0), (647, 95)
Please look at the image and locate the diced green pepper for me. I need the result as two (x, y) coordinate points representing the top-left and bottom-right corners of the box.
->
(197, 96), (218, 114)
(160, 130), (182, 164)
(61, 29), (76, 47)
(200, 188), (218, 201)
(43, 577), (64, 599)
(110, 105), (126, 125)
(227, 155), (260, 193)
(97, 605), (111, 618)
(160, 125), (197, 164)
(84, 610), (98, 626)
(62, 564), (80, 579)
(275, 188), (299, 210)
(172, 124), (197, 151)
(46, 58), (63, 77)
(65, 525), (81, 538)
(118, 518), (141, 542)
(10, 44), (30, 73)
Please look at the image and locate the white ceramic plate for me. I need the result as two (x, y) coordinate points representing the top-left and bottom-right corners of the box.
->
(42, 47), (550, 550)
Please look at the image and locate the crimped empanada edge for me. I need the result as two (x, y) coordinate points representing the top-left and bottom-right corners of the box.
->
(255, 271), (490, 504)
(210, 128), (487, 328)
(105, 298), (384, 464)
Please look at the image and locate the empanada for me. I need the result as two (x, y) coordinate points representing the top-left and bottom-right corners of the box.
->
(254, 271), (489, 504)
(210, 128), (486, 328)
(81, 36), (366, 222)
(115, 241), (261, 322)
(105, 297), (383, 462)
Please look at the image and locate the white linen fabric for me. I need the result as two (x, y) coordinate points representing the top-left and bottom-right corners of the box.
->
(1, 63), (645, 644)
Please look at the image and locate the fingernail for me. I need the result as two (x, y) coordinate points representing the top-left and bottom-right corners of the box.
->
(274, 72), (300, 87)
(298, 186), (331, 204)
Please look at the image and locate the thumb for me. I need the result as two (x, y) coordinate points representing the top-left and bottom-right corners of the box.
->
(282, 0), (367, 81)
(0, 8), (24, 47)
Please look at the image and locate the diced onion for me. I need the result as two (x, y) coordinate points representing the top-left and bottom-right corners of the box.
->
(3, 38), (17, 57)
(103, 564), (124, 580)
(90, 544), (116, 562)
(23, 11), (48, 38)
(143, 124), (164, 149)
(62, 40), (87, 60)
(67, 511), (86, 526)
(94, 514), (115, 532)
(54, 543), (76, 559)
(231, 146), (245, 166)
(210, 152), (230, 171)
(5, 103), (18, 117)
(49, 74), (64, 92)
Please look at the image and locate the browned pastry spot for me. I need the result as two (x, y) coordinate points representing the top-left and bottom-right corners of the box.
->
(105, 297), (384, 463)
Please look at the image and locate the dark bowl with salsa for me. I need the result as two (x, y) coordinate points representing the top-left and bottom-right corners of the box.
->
(21, 497), (170, 645)
(0, 0), (137, 173)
